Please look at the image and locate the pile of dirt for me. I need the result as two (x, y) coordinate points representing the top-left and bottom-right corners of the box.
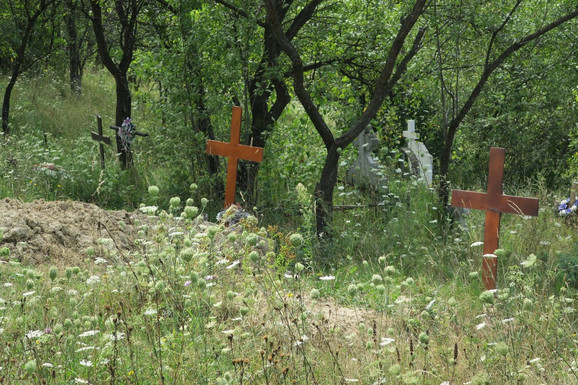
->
(0, 199), (144, 266)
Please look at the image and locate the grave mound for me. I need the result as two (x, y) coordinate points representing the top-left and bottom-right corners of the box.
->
(0, 199), (143, 266)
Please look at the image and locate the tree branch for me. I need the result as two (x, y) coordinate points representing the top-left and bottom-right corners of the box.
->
(336, 0), (428, 148)
(264, 0), (334, 148)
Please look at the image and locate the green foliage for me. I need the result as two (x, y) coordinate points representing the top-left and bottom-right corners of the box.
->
(0, 193), (576, 383)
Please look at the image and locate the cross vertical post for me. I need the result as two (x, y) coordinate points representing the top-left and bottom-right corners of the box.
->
(206, 106), (263, 208)
(451, 147), (539, 290)
(91, 115), (111, 170)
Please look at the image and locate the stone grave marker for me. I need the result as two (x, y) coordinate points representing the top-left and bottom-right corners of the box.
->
(403, 120), (433, 186)
(91, 115), (112, 170)
(346, 124), (386, 190)
(206, 106), (263, 208)
(451, 147), (539, 290)
(110, 118), (149, 169)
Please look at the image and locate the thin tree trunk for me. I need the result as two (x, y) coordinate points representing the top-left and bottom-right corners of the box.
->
(115, 76), (132, 167)
(66, 0), (82, 96)
(2, 76), (18, 135)
(314, 145), (340, 238)
(437, 6), (578, 207)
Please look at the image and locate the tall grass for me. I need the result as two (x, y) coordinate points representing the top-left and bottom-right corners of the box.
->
(0, 71), (576, 383)
(0, 194), (576, 383)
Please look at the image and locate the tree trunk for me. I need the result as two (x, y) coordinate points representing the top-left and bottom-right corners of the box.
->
(1, 0), (49, 135)
(115, 75), (132, 168)
(66, 0), (82, 96)
(314, 145), (340, 238)
(2, 76), (18, 135)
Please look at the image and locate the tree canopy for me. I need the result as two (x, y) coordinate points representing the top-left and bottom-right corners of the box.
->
(1, 0), (577, 237)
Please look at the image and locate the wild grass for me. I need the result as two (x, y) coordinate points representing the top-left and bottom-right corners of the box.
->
(0, 71), (576, 384)
(0, 190), (577, 384)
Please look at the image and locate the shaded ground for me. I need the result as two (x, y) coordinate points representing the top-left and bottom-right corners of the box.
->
(0, 198), (143, 266)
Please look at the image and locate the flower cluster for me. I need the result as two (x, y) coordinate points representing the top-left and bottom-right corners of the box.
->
(557, 198), (578, 216)
(118, 117), (136, 148)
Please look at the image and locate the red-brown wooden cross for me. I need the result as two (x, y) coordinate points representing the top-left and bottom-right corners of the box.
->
(451, 147), (539, 290)
(206, 106), (263, 208)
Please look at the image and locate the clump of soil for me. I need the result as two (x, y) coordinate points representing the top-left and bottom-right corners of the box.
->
(0, 199), (144, 266)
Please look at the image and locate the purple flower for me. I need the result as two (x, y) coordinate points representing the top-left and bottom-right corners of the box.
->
(184, 281), (192, 287)
(45, 327), (52, 334)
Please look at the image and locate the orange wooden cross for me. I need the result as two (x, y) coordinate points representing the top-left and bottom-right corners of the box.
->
(206, 106), (263, 208)
(451, 147), (539, 290)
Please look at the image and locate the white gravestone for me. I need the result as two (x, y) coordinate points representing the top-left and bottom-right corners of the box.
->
(403, 120), (433, 186)
(346, 125), (386, 190)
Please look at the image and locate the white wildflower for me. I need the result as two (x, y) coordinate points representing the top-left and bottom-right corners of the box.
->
(144, 308), (157, 316)
(22, 291), (36, 297)
(476, 322), (486, 330)
(26, 330), (44, 339)
(75, 346), (95, 353)
(380, 338), (395, 346)
(78, 330), (100, 338)
(86, 275), (101, 285)
(79, 360), (92, 367)
(106, 332), (125, 341)
(139, 206), (158, 214)
(319, 276), (335, 281)
(470, 241), (484, 247)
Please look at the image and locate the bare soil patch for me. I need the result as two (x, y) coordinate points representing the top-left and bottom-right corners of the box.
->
(0, 198), (143, 267)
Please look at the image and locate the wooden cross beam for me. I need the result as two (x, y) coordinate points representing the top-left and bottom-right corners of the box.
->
(91, 115), (111, 170)
(451, 147), (539, 290)
(206, 106), (263, 208)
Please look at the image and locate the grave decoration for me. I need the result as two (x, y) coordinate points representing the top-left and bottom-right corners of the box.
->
(403, 120), (433, 186)
(91, 115), (112, 170)
(110, 118), (149, 169)
(206, 106), (263, 208)
(451, 147), (539, 291)
(346, 124), (387, 190)
(557, 181), (578, 216)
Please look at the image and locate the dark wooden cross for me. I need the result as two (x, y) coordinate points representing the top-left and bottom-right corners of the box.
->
(91, 115), (112, 170)
(451, 147), (539, 290)
(110, 120), (149, 169)
(206, 106), (263, 208)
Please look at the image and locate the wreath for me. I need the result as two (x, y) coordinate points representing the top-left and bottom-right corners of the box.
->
(118, 117), (136, 148)
(558, 198), (578, 216)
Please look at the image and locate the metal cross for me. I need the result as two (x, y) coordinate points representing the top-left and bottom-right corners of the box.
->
(91, 115), (111, 170)
(451, 147), (539, 290)
(206, 106), (263, 208)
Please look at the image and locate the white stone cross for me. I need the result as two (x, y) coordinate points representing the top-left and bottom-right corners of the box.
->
(403, 120), (433, 186)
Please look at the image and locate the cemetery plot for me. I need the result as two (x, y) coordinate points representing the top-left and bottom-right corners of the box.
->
(206, 106), (263, 208)
(109, 118), (149, 169)
(451, 147), (539, 290)
(91, 115), (111, 169)
(403, 120), (433, 186)
(346, 124), (387, 191)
